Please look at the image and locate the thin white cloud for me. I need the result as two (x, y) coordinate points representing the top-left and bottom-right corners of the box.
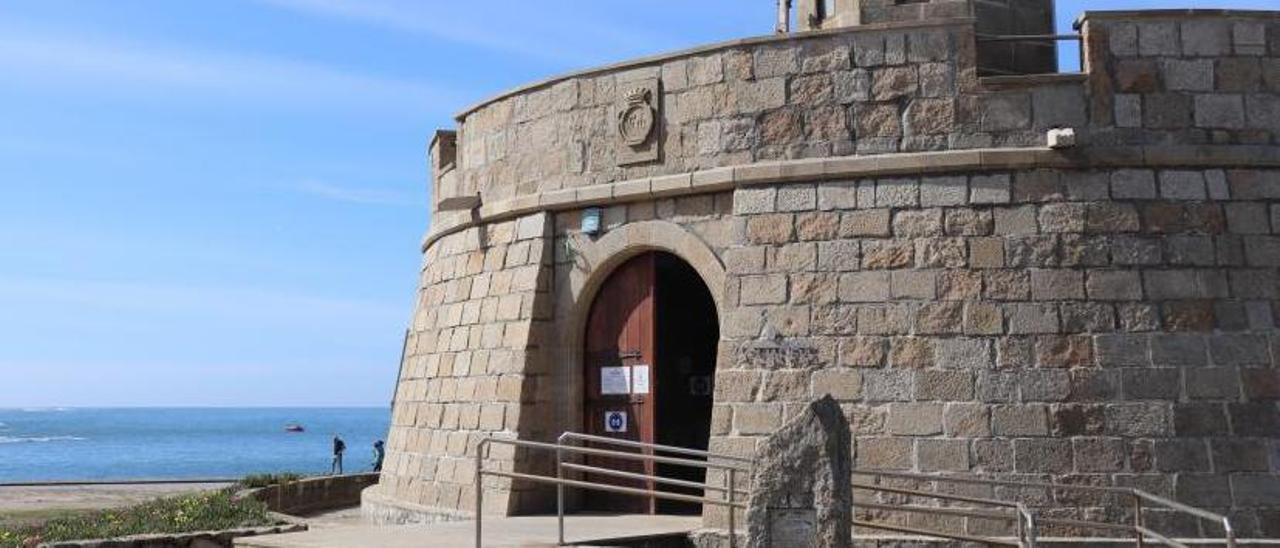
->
(294, 179), (421, 207)
(0, 26), (460, 115)
(255, 0), (676, 67)
(0, 276), (401, 328)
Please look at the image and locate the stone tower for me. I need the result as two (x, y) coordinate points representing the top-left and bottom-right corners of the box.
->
(366, 1), (1280, 539)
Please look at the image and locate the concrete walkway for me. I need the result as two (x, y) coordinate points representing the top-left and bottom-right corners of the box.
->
(235, 514), (701, 548)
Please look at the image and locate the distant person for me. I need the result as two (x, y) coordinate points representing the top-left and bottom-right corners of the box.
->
(372, 440), (385, 473)
(331, 434), (346, 475)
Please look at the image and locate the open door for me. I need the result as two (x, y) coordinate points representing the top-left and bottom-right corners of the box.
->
(582, 251), (719, 514)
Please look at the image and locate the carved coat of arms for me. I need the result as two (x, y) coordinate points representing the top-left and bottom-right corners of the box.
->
(617, 87), (655, 146)
(615, 77), (660, 165)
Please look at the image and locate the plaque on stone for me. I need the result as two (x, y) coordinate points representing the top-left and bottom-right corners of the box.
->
(615, 78), (661, 165)
(768, 508), (817, 548)
(735, 334), (822, 370)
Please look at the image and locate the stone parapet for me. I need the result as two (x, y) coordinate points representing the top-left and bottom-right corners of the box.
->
(1080, 11), (1280, 149)
(430, 10), (1280, 227)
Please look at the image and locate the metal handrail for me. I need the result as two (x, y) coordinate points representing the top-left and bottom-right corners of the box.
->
(1135, 490), (1237, 548)
(974, 32), (1083, 74)
(559, 462), (746, 496)
(554, 432), (750, 547)
(854, 519), (1025, 547)
(855, 469), (1135, 495)
(558, 432), (754, 466)
(852, 476), (1037, 547)
(473, 432), (1232, 548)
(474, 435), (747, 548)
(853, 469), (1236, 548)
(976, 33), (1082, 43)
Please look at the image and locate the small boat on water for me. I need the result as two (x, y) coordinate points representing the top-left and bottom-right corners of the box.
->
(284, 423), (305, 433)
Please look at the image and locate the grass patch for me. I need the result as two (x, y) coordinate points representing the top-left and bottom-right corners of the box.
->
(0, 488), (274, 548)
(239, 472), (303, 489)
(0, 509), (96, 531)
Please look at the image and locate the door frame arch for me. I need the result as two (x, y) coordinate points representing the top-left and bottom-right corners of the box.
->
(556, 220), (727, 510)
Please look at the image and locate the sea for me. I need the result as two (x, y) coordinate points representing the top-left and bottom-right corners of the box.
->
(0, 407), (389, 483)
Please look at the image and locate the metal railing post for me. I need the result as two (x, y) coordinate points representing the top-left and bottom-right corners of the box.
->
(475, 440), (485, 548)
(1017, 504), (1025, 547)
(557, 442), (565, 546)
(1026, 510), (1037, 548)
(728, 467), (736, 548)
(1133, 493), (1144, 548)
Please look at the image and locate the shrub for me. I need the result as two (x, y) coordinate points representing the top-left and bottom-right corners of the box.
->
(0, 488), (274, 548)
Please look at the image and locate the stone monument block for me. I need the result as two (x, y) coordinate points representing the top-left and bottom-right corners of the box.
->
(745, 395), (852, 548)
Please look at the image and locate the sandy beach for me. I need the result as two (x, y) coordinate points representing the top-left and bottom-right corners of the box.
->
(0, 482), (231, 515)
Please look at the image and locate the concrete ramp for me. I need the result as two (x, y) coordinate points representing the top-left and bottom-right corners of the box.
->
(235, 514), (700, 548)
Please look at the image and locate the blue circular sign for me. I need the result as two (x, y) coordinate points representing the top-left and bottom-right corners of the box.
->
(606, 412), (625, 431)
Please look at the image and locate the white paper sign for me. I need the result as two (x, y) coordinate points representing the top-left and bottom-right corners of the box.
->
(604, 411), (627, 432)
(601, 366), (631, 395)
(632, 365), (650, 394)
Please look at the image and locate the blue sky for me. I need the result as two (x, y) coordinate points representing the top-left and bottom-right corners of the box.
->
(0, 0), (1270, 407)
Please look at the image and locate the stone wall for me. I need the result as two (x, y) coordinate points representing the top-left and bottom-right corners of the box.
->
(857, 0), (973, 24)
(450, 19), (1090, 206)
(373, 212), (558, 518)
(714, 166), (1280, 537)
(1083, 11), (1280, 148)
(245, 473), (379, 516)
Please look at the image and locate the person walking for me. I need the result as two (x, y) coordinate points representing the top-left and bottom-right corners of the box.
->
(331, 434), (346, 475)
(372, 440), (385, 473)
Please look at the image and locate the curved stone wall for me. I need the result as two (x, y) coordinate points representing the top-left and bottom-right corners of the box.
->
(711, 165), (1280, 537)
(449, 18), (1044, 205)
(374, 8), (1280, 537)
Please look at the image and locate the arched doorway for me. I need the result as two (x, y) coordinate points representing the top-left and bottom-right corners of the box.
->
(582, 251), (719, 514)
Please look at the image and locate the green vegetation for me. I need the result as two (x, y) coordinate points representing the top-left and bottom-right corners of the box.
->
(0, 489), (274, 548)
(239, 472), (303, 489)
(0, 509), (96, 532)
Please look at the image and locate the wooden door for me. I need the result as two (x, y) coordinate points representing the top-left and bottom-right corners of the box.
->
(583, 252), (656, 513)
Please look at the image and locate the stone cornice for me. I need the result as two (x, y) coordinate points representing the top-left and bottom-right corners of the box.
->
(421, 145), (1280, 252)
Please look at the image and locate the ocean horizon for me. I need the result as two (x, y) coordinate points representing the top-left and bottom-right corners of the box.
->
(0, 407), (390, 483)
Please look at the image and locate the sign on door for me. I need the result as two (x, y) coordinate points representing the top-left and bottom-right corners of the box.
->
(604, 411), (627, 433)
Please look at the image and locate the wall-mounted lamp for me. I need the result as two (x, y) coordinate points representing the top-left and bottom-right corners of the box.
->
(581, 207), (602, 236)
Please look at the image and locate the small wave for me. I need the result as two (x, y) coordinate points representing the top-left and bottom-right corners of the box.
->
(20, 407), (71, 412)
(0, 435), (86, 444)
